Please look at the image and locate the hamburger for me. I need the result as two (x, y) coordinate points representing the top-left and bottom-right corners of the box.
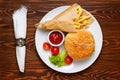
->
(64, 29), (95, 59)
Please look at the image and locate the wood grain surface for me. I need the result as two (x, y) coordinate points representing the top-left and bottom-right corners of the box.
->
(0, 0), (120, 80)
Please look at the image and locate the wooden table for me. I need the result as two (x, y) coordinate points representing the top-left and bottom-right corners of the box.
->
(0, 0), (120, 80)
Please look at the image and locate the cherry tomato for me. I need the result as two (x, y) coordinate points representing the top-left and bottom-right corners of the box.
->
(51, 46), (59, 55)
(43, 42), (51, 50)
(65, 55), (73, 64)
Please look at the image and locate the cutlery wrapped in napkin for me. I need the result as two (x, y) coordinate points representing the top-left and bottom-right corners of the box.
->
(12, 6), (27, 73)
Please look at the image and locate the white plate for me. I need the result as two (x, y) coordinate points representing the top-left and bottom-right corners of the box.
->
(35, 6), (103, 73)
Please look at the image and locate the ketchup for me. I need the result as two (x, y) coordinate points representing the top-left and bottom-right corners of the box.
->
(49, 31), (63, 45)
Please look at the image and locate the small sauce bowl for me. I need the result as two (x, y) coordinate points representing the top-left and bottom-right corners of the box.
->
(47, 30), (65, 46)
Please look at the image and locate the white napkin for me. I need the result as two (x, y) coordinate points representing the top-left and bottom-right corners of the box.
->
(16, 46), (26, 72)
(12, 6), (27, 73)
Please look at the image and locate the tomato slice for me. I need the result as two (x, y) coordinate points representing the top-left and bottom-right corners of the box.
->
(51, 46), (59, 55)
(65, 55), (73, 64)
(43, 42), (51, 50)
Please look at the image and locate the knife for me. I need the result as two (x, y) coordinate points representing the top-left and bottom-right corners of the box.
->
(12, 6), (27, 73)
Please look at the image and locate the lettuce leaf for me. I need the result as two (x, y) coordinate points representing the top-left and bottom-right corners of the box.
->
(49, 48), (67, 67)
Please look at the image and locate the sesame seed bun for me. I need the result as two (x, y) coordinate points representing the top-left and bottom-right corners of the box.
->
(65, 29), (95, 60)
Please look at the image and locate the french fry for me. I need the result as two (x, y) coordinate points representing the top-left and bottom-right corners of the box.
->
(73, 5), (92, 29)
(77, 6), (82, 17)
